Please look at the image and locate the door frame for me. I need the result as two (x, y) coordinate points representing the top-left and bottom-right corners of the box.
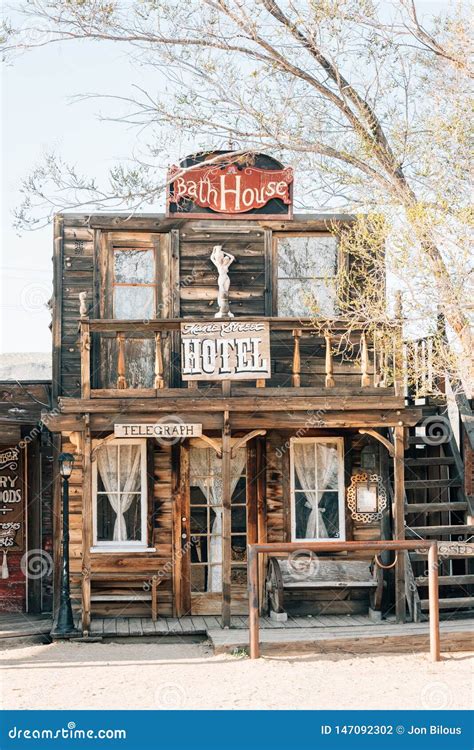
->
(174, 435), (266, 619)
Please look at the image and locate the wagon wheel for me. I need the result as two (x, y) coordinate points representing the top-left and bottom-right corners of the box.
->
(265, 557), (285, 614)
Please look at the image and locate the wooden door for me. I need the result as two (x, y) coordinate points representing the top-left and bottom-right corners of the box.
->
(182, 439), (249, 616)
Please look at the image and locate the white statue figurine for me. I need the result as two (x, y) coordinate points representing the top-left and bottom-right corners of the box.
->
(210, 245), (235, 318)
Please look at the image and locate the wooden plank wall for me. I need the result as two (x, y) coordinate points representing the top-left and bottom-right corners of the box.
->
(67, 436), (174, 617)
(179, 224), (266, 318)
(265, 430), (385, 615)
(60, 225), (95, 398)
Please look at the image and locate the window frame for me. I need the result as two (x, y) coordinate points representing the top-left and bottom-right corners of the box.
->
(112, 246), (158, 320)
(289, 436), (346, 542)
(96, 232), (172, 321)
(92, 437), (149, 551)
(273, 232), (343, 317)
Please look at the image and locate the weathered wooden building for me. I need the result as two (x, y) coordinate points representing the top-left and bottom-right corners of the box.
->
(0, 381), (54, 614)
(42, 152), (473, 634)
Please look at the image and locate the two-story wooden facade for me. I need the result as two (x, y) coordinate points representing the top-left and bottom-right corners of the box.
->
(44, 152), (473, 634)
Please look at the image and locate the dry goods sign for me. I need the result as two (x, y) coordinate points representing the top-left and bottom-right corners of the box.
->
(0, 446), (24, 550)
(181, 321), (271, 381)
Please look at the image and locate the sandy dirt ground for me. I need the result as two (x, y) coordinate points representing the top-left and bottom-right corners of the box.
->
(0, 640), (472, 711)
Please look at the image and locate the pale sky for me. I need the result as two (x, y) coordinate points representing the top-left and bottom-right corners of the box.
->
(0, 1), (447, 354)
(1, 37), (173, 353)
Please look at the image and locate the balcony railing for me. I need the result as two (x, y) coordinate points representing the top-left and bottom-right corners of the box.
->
(77, 313), (407, 401)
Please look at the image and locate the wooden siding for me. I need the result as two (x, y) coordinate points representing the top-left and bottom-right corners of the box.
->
(66, 435), (175, 617)
(179, 224), (267, 319)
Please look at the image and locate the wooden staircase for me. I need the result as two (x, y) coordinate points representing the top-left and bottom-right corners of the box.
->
(402, 408), (474, 621)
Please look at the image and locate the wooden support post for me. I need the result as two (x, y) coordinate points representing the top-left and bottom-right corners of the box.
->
(360, 333), (371, 387)
(154, 331), (164, 389)
(81, 416), (92, 635)
(325, 334), (335, 388)
(256, 437), (267, 615)
(393, 423), (406, 623)
(379, 336), (387, 388)
(413, 340), (419, 399)
(292, 329), (301, 388)
(373, 331), (379, 387)
(248, 548), (260, 659)
(52, 434), (62, 622)
(394, 291), (404, 398)
(222, 381), (231, 398)
(428, 542), (441, 661)
(221, 411), (232, 628)
(80, 320), (91, 400)
(116, 332), (127, 389)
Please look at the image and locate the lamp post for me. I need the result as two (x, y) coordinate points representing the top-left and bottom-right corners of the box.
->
(55, 452), (78, 636)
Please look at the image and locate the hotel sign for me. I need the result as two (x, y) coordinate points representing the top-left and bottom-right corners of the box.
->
(181, 321), (271, 381)
(167, 160), (293, 218)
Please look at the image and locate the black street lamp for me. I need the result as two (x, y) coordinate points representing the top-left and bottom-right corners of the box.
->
(54, 452), (78, 637)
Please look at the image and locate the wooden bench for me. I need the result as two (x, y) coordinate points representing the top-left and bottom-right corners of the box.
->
(72, 573), (161, 621)
(265, 556), (384, 620)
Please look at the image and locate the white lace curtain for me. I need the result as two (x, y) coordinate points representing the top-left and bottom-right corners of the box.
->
(190, 446), (246, 593)
(293, 442), (339, 539)
(97, 444), (142, 541)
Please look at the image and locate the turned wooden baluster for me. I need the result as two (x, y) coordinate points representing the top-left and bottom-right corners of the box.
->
(372, 331), (378, 386)
(360, 333), (371, 387)
(379, 333), (387, 387)
(413, 340), (419, 398)
(402, 342), (409, 399)
(325, 334), (335, 388)
(116, 332), (127, 389)
(292, 329), (302, 388)
(80, 321), (91, 400)
(427, 337), (434, 393)
(420, 338), (427, 395)
(154, 331), (164, 389)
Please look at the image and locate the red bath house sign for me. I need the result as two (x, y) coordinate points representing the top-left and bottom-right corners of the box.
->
(167, 153), (293, 219)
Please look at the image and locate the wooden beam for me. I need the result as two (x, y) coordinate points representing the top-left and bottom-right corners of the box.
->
(51, 215), (63, 402)
(221, 411), (231, 628)
(393, 424), (406, 623)
(52, 434), (62, 622)
(45, 408), (422, 434)
(358, 429), (395, 457)
(231, 430), (266, 457)
(81, 416), (92, 635)
(57, 394), (409, 414)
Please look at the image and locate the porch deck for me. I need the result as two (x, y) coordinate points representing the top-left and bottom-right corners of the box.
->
(1, 613), (472, 656)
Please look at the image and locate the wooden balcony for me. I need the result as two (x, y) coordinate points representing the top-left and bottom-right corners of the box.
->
(76, 316), (405, 404)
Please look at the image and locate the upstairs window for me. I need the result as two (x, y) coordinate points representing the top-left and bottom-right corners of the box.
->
(113, 248), (156, 320)
(276, 235), (338, 317)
